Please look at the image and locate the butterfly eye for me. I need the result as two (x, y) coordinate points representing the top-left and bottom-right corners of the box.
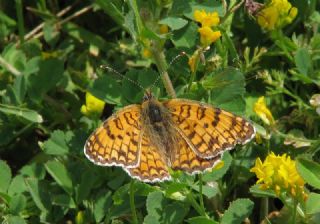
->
(143, 90), (154, 102)
(143, 95), (149, 102)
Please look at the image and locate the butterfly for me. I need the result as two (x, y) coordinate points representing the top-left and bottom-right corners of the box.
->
(84, 89), (256, 183)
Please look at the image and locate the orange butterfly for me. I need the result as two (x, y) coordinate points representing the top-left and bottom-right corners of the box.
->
(84, 90), (255, 182)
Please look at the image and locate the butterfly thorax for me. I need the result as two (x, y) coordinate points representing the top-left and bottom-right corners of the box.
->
(141, 98), (179, 165)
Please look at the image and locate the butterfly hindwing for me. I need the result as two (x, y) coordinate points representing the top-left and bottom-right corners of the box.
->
(125, 134), (171, 182)
(171, 135), (221, 174)
(84, 105), (142, 168)
(164, 99), (255, 159)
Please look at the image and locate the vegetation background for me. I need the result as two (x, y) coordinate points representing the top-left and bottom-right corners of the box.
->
(0, 0), (320, 223)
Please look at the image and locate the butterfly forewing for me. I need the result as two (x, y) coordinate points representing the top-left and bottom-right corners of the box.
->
(164, 99), (255, 159)
(84, 105), (142, 168)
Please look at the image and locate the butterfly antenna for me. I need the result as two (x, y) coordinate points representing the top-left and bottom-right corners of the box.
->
(150, 51), (187, 89)
(100, 65), (144, 91)
(169, 51), (187, 67)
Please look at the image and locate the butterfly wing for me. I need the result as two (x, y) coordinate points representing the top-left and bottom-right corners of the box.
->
(84, 105), (142, 168)
(172, 135), (221, 174)
(163, 99), (255, 159)
(125, 134), (171, 182)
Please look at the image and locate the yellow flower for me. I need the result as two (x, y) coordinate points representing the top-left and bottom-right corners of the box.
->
(250, 152), (306, 199)
(213, 160), (224, 170)
(193, 9), (221, 47)
(254, 96), (275, 125)
(142, 48), (152, 58)
(194, 10), (220, 27)
(257, 6), (279, 30)
(257, 0), (298, 30)
(198, 27), (221, 47)
(81, 92), (105, 117)
(206, 160), (224, 173)
(159, 24), (169, 34)
(188, 53), (197, 73)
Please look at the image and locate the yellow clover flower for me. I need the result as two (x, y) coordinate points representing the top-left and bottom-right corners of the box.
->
(254, 96), (275, 125)
(159, 24), (169, 34)
(251, 152), (306, 198)
(198, 26), (222, 47)
(188, 53), (198, 73)
(194, 10), (220, 27)
(81, 92), (105, 117)
(257, 0), (298, 31)
(194, 9), (221, 47)
(142, 48), (152, 58)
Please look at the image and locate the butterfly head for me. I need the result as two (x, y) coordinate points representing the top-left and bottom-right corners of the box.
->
(142, 89), (154, 102)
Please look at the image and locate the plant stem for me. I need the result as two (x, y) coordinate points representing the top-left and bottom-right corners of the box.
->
(15, 0), (25, 44)
(186, 192), (209, 218)
(272, 129), (317, 144)
(291, 199), (297, 224)
(260, 197), (269, 221)
(150, 44), (176, 98)
(198, 174), (206, 214)
(24, 3), (74, 41)
(0, 56), (22, 76)
(129, 180), (138, 224)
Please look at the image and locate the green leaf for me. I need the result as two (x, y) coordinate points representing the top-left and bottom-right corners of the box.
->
(124, 9), (137, 41)
(202, 152), (232, 182)
(203, 68), (246, 114)
(89, 75), (122, 105)
(45, 160), (73, 195)
(2, 43), (27, 71)
(163, 202), (188, 223)
(25, 178), (52, 212)
(52, 194), (76, 208)
(28, 58), (64, 101)
(145, 191), (165, 221)
(144, 215), (160, 224)
(9, 75), (26, 104)
(0, 192), (10, 204)
(0, 103), (43, 123)
(306, 193), (320, 215)
(249, 184), (277, 198)
(220, 199), (254, 224)
(0, 160), (12, 193)
(7, 216), (27, 224)
(165, 182), (188, 196)
(170, 0), (192, 15)
(94, 190), (112, 223)
(159, 17), (188, 30)
(95, 0), (124, 26)
(144, 191), (187, 224)
(75, 169), (96, 203)
(43, 20), (59, 45)
(112, 183), (130, 205)
(122, 69), (158, 103)
(192, 185), (218, 198)
(9, 194), (26, 215)
(294, 48), (312, 75)
(20, 163), (46, 179)
(296, 158), (320, 189)
(62, 22), (113, 52)
(187, 216), (218, 224)
(8, 175), (27, 196)
(0, 11), (17, 26)
(43, 130), (70, 155)
(171, 22), (198, 48)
